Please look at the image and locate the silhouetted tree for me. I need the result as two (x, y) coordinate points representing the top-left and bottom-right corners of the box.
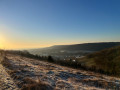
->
(47, 56), (54, 62)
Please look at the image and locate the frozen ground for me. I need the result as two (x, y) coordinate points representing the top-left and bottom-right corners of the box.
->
(1, 54), (120, 90)
(0, 64), (18, 90)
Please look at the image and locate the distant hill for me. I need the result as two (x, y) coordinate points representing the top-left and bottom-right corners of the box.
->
(78, 46), (120, 75)
(29, 42), (120, 55)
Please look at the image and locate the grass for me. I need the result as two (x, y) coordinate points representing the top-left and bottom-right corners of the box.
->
(21, 78), (53, 90)
(1, 56), (54, 90)
(1, 49), (120, 89)
(80, 46), (120, 76)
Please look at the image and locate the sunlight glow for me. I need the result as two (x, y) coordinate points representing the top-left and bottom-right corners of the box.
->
(0, 35), (5, 49)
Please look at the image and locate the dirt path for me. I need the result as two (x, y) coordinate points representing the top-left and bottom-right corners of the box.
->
(0, 64), (19, 90)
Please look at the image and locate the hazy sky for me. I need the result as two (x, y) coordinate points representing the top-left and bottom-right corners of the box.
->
(0, 0), (120, 49)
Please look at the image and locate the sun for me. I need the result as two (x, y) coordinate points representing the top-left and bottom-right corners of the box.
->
(0, 44), (3, 49)
(0, 40), (4, 49)
(0, 35), (6, 49)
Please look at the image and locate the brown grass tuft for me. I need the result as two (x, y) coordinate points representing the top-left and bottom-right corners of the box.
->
(21, 78), (53, 90)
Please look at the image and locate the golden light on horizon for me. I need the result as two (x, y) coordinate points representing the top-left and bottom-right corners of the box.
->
(0, 35), (5, 49)
(0, 30), (85, 50)
(0, 34), (12, 49)
(0, 34), (52, 50)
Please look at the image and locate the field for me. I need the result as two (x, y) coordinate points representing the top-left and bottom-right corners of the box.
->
(0, 53), (120, 90)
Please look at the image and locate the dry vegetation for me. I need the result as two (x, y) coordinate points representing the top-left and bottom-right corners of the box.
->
(0, 51), (19, 90)
(80, 46), (120, 76)
(21, 78), (53, 90)
(1, 52), (120, 90)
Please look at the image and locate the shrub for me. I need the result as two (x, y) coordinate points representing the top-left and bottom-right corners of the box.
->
(47, 56), (54, 62)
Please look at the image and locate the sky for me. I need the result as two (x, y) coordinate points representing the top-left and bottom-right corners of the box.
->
(0, 0), (120, 49)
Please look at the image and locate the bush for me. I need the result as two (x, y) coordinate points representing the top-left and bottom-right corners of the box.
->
(47, 56), (54, 62)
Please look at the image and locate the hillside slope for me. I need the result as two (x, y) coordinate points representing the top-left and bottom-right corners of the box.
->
(79, 46), (120, 75)
(1, 54), (120, 90)
(29, 42), (120, 55)
(0, 64), (19, 90)
(0, 54), (19, 90)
